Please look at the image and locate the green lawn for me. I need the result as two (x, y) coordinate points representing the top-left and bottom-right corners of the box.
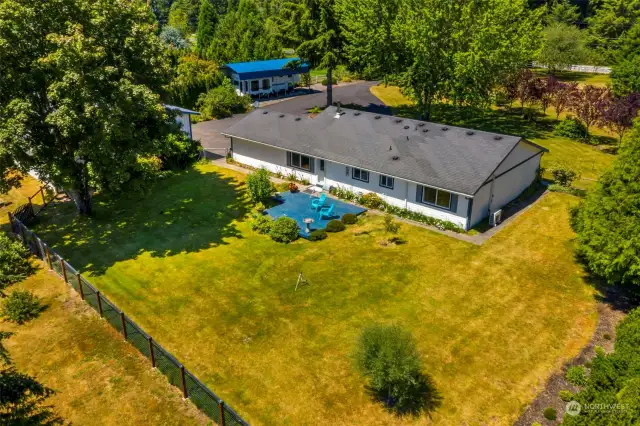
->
(31, 163), (598, 425)
(370, 85), (615, 190)
(531, 68), (612, 88)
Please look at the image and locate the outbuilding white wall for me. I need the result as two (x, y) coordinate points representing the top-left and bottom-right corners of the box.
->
(175, 112), (192, 139)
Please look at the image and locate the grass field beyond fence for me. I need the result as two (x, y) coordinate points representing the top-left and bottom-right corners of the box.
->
(27, 163), (599, 425)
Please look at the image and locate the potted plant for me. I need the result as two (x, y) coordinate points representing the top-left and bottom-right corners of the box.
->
(288, 182), (299, 193)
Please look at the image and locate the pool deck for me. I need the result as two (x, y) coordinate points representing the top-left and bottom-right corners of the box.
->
(265, 191), (366, 238)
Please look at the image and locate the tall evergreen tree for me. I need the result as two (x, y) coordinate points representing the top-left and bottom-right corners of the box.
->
(572, 120), (640, 288)
(587, 0), (640, 64)
(196, 0), (216, 56)
(280, 0), (343, 106)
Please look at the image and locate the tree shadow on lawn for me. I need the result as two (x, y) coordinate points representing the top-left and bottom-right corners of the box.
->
(390, 103), (556, 140)
(367, 372), (443, 419)
(31, 167), (250, 276)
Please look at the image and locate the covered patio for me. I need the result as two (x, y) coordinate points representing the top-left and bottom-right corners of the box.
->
(265, 191), (366, 238)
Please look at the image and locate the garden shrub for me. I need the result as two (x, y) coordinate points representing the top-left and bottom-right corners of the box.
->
(0, 234), (35, 293)
(159, 132), (201, 170)
(383, 214), (400, 234)
(270, 217), (299, 243)
(566, 366), (587, 386)
(359, 192), (384, 209)
(196, 77), (251, 119)
(254, 202), (266, 213)
(325, 220), (345, 233)
(543, 407), (557, 421)
(1, 290), (43, 324)
(321, 77), (338, 86)
(329, 187), (464, 233)
(559, 390), (574, 402)
(251, 214), (273, 234)
(308, 230), (328, 241)
(555, 117), (587, 140)
(246, 168), (273, 203)
(548, 184), (585, 197)
(341, 213), (358, 225)
(548, 164), (579, 187)
(354, 324), (438, 413)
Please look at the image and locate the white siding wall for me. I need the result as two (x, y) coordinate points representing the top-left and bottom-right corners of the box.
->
(494, 141), (541, 176)
(232, 138), (318, 184)
(470, 183), (491, 228)
(322, 159), (469, 229)
(491, 154), (541, 209)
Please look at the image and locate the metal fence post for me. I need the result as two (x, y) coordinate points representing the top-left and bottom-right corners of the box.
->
(96, 291), (103, 317)
(77, 273), (84, 299)
(45, 245), (52, 270)
(218, 400), (226, 426)
(148, 337), (156, 368)
(60, 259), (67, 282)
(180, 366), (188, 399)
(120, 313), (127, 340)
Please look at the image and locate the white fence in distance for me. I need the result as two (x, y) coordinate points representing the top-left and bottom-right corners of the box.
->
(532, 61), (611, 74)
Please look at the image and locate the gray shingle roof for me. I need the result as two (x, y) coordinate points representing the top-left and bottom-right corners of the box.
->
(222, 106), (540, 196)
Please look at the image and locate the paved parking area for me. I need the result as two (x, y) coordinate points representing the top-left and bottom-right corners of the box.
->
(193, 81), (389, 152)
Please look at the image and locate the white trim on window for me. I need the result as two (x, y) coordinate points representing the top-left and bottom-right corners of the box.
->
(287, 151), (313, 171)
(422, 186), (452, 209)
(379, 175), (394, 189)
(352, 168), (369, 183)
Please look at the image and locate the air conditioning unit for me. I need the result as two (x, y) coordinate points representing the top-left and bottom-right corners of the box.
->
(489, 210), (503, 227)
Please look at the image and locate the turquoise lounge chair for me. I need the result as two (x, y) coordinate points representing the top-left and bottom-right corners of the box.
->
(311, 193), (327, 211)
(319, 203), (335, 219)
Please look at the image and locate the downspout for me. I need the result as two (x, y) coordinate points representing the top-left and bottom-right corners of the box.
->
(405, 181), (409, 209)
(487, 173), (496, 217)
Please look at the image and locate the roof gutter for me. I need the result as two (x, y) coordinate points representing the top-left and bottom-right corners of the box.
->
(221, 132), (475, 198)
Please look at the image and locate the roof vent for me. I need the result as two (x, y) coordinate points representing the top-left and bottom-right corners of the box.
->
(389, 145), (392, 151)
(279, 114), (285, 118)
(404, 125), (410, 129)
(422, 129), (429, 133)
(392, 156), (400, 161)
(354, 112), (361, 116)
(466, 130), (475, 136)
(395, 119), (403, 124)
(442, 127), (449, 131)
(418, 123), (425, 127)
(374, 115), (381, 120)
(295, 117), (301, 121)
(494, 135), (503, 140)
(262, 111), (269, 115)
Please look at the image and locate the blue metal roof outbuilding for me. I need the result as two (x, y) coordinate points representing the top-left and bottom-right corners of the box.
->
(222, 58), (310, 80)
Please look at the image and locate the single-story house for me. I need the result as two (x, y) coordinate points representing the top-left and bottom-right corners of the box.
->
(164, 104), (200, 139)
(222, 106), (547, 231)
(221, 58), (310, 98)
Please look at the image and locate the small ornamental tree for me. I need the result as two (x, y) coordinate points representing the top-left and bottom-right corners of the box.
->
(269, 217), (299, 243)
(0, 234), (35, 295)
(569, 85), (612, 139)
(600, 94), (640, 144)
(551, 81), (579, 120)
(355, 324), (440, 413)
(1, 290), (43, 324)
(571, 122), (640, 287)
(246, 168), (273, 203)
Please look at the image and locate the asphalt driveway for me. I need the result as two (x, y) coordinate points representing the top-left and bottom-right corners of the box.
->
(193, 81), (389, 152)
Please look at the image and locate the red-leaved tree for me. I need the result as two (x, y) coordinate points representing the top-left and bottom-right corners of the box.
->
(569, 85), (612, 139)
(600, 94), (640, 144)
(551, 81), (579, 120)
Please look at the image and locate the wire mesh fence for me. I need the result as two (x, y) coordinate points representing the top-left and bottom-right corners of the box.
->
(8, 213), (250, 426)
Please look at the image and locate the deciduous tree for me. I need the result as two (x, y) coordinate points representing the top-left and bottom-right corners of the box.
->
(537, 22), (588, 73)
(569, 85), (611, 139)
(0, 0), (173, 215)
(600, 94), (640, 144)
(550, 81), (579, 119)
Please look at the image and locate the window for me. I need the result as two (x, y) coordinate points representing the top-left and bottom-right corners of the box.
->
(421, 186), (452, 209)
(262, 79), (271, 89)
(352, 168), (369, 183)
(287, 151), (313, 171)
(379, 175), (394, 189)
(251, 80), (259, 91)
(319, 160), (325, 171)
